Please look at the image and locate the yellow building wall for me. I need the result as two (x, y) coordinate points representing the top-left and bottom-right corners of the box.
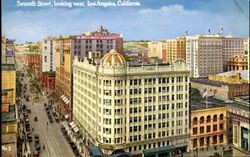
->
(2, 123), (18, 134)
(1, 71), (16, 105)
(190, 107), (227, 151)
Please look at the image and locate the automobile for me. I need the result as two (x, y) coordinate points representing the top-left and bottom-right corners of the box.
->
(61, 128), (67, 135)
(55, 117), (60, 123)
(74, 149), (80, 156)
(23, 105), (27, 109)
(25, 119), (29, 125)
(48, 114), (52, 119)
(27, 132), (32, 142)
(35, 143), (40, 151)
(34, 116), (38, 121)
(49, 118), (53, 123)
(47, 111), (50, 115)
(26, 125), (31, 132)
(45, 107), (49, 111)
(27, 108), (31, 113)
(34, 134), (39, 143)
(33, 151), (39, 157)
(24, 113), (28, 119)
(65, 135), (71, 142)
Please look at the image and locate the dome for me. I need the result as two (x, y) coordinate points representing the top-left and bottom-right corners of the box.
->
(100, 49), (126, 67)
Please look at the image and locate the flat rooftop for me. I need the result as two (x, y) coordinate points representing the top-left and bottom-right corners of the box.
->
(191, 77), (247, 86)
(2, 105), (17, 123)
(1, 64), (16, 71)
(217, 70), (249, 81)
(190, 88), (228, 111)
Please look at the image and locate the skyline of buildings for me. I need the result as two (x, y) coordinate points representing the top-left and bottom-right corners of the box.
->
(1, 25), (249, 156)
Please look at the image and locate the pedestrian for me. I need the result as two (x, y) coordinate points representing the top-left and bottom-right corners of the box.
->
(47, 122), (48, 125)
(43, 145), (45, 150)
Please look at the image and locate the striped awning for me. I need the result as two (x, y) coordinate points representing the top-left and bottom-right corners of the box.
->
(71, 123), (77, 129)
(69, 121), (75, 127)
(65, 114), (70, 119)
(73, 127), (79, 133)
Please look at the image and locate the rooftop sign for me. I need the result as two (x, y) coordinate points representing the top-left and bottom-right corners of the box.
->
(75, 35), (117, 40)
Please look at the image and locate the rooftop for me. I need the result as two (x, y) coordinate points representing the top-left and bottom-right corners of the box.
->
(2, 136), (17, 157)
(1, 64), (16, 71)
(216, 70), (249, 81)
(190, 88), (228, 111)
(2, 105), (17, 123)
(191, 78), (223, 87)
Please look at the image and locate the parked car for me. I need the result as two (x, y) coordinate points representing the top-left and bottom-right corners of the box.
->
(33, 151), (39, 157)
(35, 143), (40, 151)
(26, 125), (31, 132)
(27, 108), (31, 113)
(74, 149), (80, 156)
(49, 118), (53, 123)
(34, 134), (39, 143)
(61, 127), (67, 135)
(27, 132), (32, 142)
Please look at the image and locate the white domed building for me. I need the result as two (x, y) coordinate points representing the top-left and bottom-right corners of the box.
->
(73, 49), (190, 156)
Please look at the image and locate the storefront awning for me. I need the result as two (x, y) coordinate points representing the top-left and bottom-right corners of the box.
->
(73, 127), (79, 133)
(65, 114), (70, 119)
(69, 121), (75, 127)
(66, 100), (70, 105)
(60, 95), (64, 99)
(62, 97), (67, 102)
(71, 123), (77, 129)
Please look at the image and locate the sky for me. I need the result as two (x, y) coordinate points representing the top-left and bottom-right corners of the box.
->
(2, 0), (249, 43)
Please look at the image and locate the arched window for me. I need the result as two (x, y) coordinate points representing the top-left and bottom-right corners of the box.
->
(193, 117), (198, 124)
(219, 114), (224, 120)
(213, 115), (217, 122)
(200, 116), (204, 123)
(207, 115), (211, 123)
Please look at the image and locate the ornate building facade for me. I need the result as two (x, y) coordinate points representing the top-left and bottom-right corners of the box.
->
(73, 49), (190, 156)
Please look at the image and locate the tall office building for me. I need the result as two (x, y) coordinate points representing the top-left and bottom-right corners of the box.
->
(41, 36), (56, 72)
(222, 36), (244, 71)
(40, 36), (56, 91)
(186, 34), (223, 77)
(148, 37), (186, 64)
(55, 27), (123, 119)
(73, 49), (190, 156)
(186, 34), (245, 77)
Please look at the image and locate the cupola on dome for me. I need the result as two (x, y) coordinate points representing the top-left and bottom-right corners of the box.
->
(100, 49), (126, 67)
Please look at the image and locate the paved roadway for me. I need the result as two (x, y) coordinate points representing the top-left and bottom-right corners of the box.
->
(16, 49), (75, 157)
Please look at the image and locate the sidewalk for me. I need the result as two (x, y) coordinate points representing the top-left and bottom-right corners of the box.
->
(183, 145), (249, 157)
(61, 121), (84, 156)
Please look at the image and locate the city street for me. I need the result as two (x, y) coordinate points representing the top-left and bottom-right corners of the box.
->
(16, 52), (75, 157)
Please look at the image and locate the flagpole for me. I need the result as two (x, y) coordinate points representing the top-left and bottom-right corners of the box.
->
(206, 93), (208, 108)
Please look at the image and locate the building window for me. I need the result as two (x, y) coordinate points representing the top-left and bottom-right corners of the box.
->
(200, 138), (204, 147)
(219, 124), (224, 130)
(193, 139), (197, 148)
(193, 127), (198, 135)
(200, 116), (204, 124)
(219, 114), (224, 120)
(219, 134), (224, 143)
(193, 117), (198, 125)
(213, 124), (217, 131)
(207, 115), (211, 123)
(213, 115), (217, 122)
(207, 125), (211, 133)
(213, 135), (217, 144)
(200, 126), (204, 134)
